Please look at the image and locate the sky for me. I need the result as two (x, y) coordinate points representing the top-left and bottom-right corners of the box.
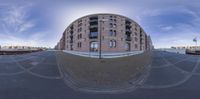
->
(0, 0), (200, 48)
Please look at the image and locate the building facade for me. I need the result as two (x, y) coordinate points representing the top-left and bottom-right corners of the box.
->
(55, 13), (153, 52)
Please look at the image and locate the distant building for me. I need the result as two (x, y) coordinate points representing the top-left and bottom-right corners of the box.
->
(0, 46), (45, 51)
(55, 13), (153, 52)
(171, 46), (200, 50)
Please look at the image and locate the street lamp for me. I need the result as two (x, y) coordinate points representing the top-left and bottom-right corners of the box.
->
(99, 19), (109, 59)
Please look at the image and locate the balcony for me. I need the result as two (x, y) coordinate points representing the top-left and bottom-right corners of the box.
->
(70, 40), (73, 43)
(125, 20), (131, 25)
(90, 24), (98, 28)
(126, 25), (131, 28)
(126, 29), (132, 33)
(90, 19), (98, 22)
(70, 35), (73, 39)
(90, 21), (98, 25)
(89, 32), (98, 39)
(90, 16), (98, 20)
(70, 30), (73, 34)
(125, 36), (132, 41)
(90, 27), (98, 32)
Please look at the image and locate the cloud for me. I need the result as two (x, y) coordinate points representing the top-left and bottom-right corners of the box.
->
(160, 26), (173, 31)
(0, 2), (55, 47)
(139, 5), (200, 48)
(0, 31), (54, 47)
(0, 3), (35, 34)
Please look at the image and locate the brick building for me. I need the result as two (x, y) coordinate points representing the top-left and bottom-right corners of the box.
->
(55, 13), (153, 52)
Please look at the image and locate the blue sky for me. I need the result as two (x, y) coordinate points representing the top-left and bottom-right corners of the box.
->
(0, 0), (200, 48)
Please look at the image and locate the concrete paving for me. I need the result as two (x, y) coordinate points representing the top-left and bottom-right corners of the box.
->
(0, 51), (200, 99)
(56, 51), (151, 93)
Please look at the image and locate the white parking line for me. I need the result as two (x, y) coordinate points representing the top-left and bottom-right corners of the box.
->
(141, 53), (200, 89)
(10, 52), (62, 80)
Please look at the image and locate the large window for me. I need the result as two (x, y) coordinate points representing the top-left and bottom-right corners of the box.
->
(90, 41), (98, 52)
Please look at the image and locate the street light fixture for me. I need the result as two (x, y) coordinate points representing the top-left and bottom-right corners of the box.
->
(99, 19), (109, 59)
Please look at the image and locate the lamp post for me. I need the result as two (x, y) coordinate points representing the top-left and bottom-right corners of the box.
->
(193, 37), (198, 51)
(99, 19), (108, 59)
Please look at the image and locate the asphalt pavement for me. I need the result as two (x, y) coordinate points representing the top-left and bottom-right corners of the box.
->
(0, 51), (200, 99)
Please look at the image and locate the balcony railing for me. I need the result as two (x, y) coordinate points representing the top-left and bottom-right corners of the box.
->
(89, 32), (98, 39)
(126, 25), (131, 28)
(90, 19), (98, 22)
(126, 37), (132, 41)
(90, 22), (98, 26)
(70, 40), (73, 43)
(90, 25), (98, 28)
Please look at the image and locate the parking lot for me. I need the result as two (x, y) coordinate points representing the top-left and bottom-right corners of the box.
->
(0, 51), (200, 99)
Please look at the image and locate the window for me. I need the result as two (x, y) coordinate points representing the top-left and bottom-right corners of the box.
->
(135, 44), (138, 49)
(125, 42), (131, 51)
(109, 30), (113, 36)
(113, 30), (116, 36)
(78, 27), (82, 32)
(110, 23), (113, 28)
(80, 42), (82, 48)
(109, 40), (113, 48)
(80, 34), (82, 39)
(135, 37), (138, 42)
(109, 40), (117, 48)
(78, 19), (82, 23)
(135, 32), (138, 36)
(113, 24), (117, 27)
(78, 22), (82, 27)
(77, 42), (82, 48)
(113, 40), (116, 47)
(109, 30), (116, 36)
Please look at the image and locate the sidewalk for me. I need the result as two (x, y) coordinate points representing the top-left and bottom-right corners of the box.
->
(63, 50), (144, 58)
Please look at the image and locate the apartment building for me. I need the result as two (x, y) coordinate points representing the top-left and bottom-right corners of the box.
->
(55, 13), (153, 52)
